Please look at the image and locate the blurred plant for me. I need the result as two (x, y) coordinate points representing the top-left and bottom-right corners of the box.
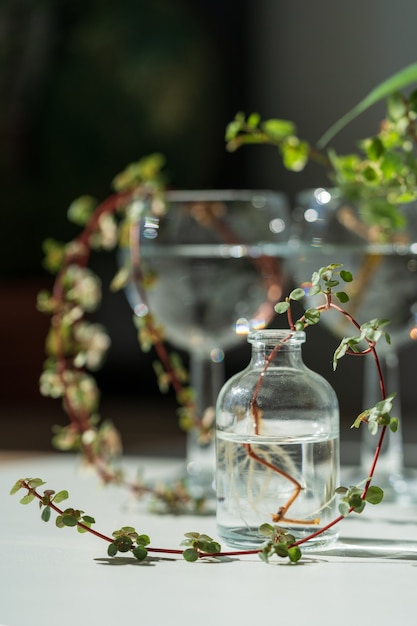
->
(37, 153), (210, 513)
(226, 62), (417, 239)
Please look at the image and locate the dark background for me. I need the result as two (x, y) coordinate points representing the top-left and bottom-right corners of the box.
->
(1, 0), (417, 458)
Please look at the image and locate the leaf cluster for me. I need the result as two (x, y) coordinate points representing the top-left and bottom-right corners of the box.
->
(107, 527), (151, 561)
(258, 524), (302, 563)
(333, 318), (391, 370)
(336, 485), (384, 516)
(181, 532), (221, 562)
(275, 263), (352, 329)
(351, 392), (399, 435)
(10, 478), (96, 529)
(226, 85), (417, 234)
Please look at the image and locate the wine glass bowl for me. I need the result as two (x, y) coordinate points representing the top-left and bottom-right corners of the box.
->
(121, 189), (291, 499)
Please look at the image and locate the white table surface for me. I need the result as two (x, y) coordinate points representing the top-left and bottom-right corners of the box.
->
(1, 452), (417, 626)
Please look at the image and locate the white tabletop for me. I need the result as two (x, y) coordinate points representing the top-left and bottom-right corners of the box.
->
(1, 452), (417, 626)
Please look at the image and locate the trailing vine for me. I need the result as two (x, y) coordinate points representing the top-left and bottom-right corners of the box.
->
(38, 153), (209, 513)
(13, 263), (395, 564)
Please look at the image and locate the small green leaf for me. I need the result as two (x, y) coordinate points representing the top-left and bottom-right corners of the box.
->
(10, 480), (24, 495)
(294, 320), (305, 331)
(335, 291), (349, 303)
(258, 523), (274, 537)
(55, 515), (65, 528)
(262, 118), (295, 140)
(340, 270), (353, 282)
(390, 417), (399, 432)
(27, 478), (46, 489)
(335, 486), (349, 494)
(183, 548), (199, 562)
(258, 547), (270, 563)
(247, 112), (261, 128)
(114, 536), (133, 552)
(53, 490), (69, 504)
(308, 284), (321, 296)
(41, 506), (51, 522)
(365, 486), (384, 505)
(304, 308), (321, 325)
(288, 546), (302, 563)
(107, 543), (118, 557)
(289, 288), (305, 301)
(348, 493), (363, 509)
(274, 544), (289, 558)
(132, 545), (148, 561)
(338, 502), (350, 517)
(19, 494), (35, 505)
(82, 515), (96, 525)
(62, 515), (78, 527)
(274, 301), (290, 314)
(136, 534), (151, 546)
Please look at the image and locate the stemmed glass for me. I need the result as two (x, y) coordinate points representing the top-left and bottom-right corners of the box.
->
(290, 187), (417, 501)
(121, 189), (290, 500)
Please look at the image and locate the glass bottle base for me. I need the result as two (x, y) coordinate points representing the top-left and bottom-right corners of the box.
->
(217, 524), (339, 551)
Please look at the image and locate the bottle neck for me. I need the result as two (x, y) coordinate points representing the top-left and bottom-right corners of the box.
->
(248, 330), (305, 368)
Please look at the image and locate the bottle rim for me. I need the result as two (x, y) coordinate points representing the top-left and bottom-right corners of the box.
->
(247, 329), (306, 345)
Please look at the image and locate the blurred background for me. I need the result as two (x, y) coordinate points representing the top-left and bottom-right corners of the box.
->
(1, 0), (417, 458)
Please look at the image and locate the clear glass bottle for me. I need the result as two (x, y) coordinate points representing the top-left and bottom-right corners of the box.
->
(215, 329), (340, 550)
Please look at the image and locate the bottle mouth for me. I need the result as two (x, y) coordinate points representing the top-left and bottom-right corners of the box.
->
(248, 329), (306, 345)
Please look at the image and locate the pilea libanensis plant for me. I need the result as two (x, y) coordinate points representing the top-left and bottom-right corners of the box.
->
(33, 63), (417, 515)
(12, 264), (395, 564)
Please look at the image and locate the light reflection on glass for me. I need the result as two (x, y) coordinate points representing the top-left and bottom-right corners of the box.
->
(230, 245), (244, 258)
(144, 216), (160, 229)
(269, 217), (286, 233)
(210, 348), (224, 363)
(304, 208), (319, 223)
(235, 317), (250, 334)
(252, 195), (267, 208)
(143, 228), (158, 239)
(134, 303), (149, 317)
(314, 188), (331, 204)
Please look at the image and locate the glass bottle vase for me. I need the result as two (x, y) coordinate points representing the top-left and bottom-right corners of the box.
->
(215, 329), (340, 550)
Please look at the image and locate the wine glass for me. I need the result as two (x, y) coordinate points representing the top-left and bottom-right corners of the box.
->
(121, 189), (290, 501)
(290, 187), (417, 501)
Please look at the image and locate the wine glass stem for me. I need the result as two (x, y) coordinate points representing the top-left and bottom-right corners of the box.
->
(190, 353), (224, 415)
(186, 353), (224, 498)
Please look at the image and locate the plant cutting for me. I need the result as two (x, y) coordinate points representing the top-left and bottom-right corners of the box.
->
(12, 263), (394, 563)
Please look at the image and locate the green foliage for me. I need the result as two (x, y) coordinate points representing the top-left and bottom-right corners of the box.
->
(333, 319), (391, 371)
(351, 392), (398, 434)
(107, 527), (151, 561)
(227, 76), (417, 234)
(67, 195), (98, 226)
(317, 62), (417, 147)
(336, 484), (384, 516)
(55, 508), (95, 532)
(42, 239), (66, 274)
(112, 153), (166, 192)
(258, 524), (302, 563)
(10, 244), (398, 569)
(181, 532), (221, 561)
(225, 112), (310, 173)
